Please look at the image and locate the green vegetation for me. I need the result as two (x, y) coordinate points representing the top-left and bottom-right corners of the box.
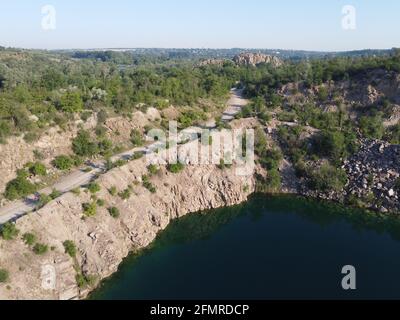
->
(308, 164), (348, 192)
(33, 243), (49, 255)
(142, 175), (156, 193)
(108, 207), (120, 219)
(26, 162), (47, 176)
(360, 114), (385, 140)
(0, 222), (20, 240)
(118, 188), (132, 200)
(130, 129), (145, 147)
(0, 269), (9, 283)
(108, 186), (117, 196)
(147, 164), (160, 176)
(167, 163), (185, 174)
(63, 240), (77, 258)
(52, 155), (75, 171)
(76, 273), (98, 289)
(49, 189), (62, 200)
(72, 130), (99, 157)
(4, 170), (37, 200)
(87, 182), (101, 194)
(22, 233), (37, 246)
(82, 202), (97, 217)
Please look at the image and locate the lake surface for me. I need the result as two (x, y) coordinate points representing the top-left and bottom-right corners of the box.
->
(91, 195), (400, 300)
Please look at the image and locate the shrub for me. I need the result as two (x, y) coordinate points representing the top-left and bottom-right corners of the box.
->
(59, 91), (83, 113)
(63, 240), (77, 258)
(87, 183), (101, 194)
(1, 222), (20, 240)
(96, 199), (105, 207)
(142, 175), (156, 193)
(147, 164), (159, 175)
(108, 207), (120, 219)
(82, 202), (97, 217)
(130, 129), (144, 147)
(4, 174), (37, 200)
(36, 193), (52, 209)
(308, 164), (348, 192)
(72, 130), (99, 157)
(118, 189), (131, 200)
(33, 243), (48, 255)
(49, 189), (62, 200)
(108, 186), (117, 196)
(22, 233), (37, 246)
(0, 269), (9, 283)
(76, 273), (98, 289)
(27, 162), (47, 176)
(359, 114), (384, 139)
(52, 155), (74, 171)
(167, 163), (185, 174)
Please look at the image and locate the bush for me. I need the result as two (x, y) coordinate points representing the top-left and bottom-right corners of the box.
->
(96, 199), (105, 207)
(142, 175), (156, 193)
(0, 269), (9, 283)
(87, 183), (101, 194)
(52, 155), (74, 171)
(118, 189), (131, 200)
(147, 164), (159, 176)
(0, 222), (20, 240)
(63, 240), (77, 258)
(76, 273), (98, 289)
(59, 91), (83, 113)
(130, 129), (144, 147)
(22, 233), (37, 246)
(108, 207), (120, 219)
(27, 162), (47, 176)
(82, 202), (97, 217)
(308, 164), (348, 192)
(72, 130), (99, 157)
(36, 193), (52, 209)
(167, 163), (185, 174)
(359, 114), (384, 139)
(4, 174), (37, 200)
(33, 243), (49, 255)
(108, 186), (117, 196)
(49, 189), (62, 200)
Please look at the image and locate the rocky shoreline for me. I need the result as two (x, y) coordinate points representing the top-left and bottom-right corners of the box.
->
(297, 139), (400, 214)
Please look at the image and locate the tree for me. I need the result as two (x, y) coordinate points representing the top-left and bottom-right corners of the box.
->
(72, 130), (99, 157)
(59, 91), (83, 113)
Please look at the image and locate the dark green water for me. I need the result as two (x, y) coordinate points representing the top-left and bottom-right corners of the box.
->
(91, 195), (400, 300)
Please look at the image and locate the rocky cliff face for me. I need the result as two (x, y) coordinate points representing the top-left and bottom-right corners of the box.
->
(233, 53), (283, 67)
(0, 157), (254, 300)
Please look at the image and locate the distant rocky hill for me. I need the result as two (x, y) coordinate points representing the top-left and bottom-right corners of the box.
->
(198, 52), (283, 68)
(233, 53), (283, 67)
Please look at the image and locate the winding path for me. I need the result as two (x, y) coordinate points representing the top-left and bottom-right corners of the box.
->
(0, 89), (248, 225)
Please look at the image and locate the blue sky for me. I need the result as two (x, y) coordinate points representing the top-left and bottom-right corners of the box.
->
(0, 0), (399, 51)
